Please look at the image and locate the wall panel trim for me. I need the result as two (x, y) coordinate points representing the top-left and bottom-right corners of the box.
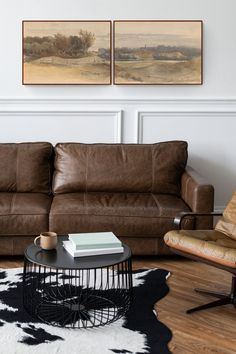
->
(0, 109), (123, 143)
(136, 110), (236, 143)
(0, 98), (236, 110)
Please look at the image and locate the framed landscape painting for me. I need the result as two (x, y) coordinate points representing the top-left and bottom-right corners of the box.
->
(113, 20), (203, 85)
(22, 20), (112, 85)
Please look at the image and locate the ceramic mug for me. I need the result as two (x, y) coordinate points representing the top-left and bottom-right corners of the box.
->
(34, 232), (58, 250)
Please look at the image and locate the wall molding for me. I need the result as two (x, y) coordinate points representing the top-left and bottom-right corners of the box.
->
(0, 110), (123, 143)
(136, 110), (236, 143)
(1, 98), (236, 111)
(1, 97), (235, 145)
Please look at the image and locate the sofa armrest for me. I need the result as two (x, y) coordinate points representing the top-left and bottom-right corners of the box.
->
(174, 211), (223, 230)
(181, 166), (214, 212)
(181, 166), (214, 229)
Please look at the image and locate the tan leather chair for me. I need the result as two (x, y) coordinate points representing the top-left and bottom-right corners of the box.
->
(164, 192), (236, 314)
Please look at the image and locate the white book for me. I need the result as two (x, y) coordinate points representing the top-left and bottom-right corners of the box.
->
(68, 232), (122, 250)
(63, 240), (124, 258)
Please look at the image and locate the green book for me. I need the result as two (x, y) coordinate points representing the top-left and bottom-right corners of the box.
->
(68, 232), (122, 250)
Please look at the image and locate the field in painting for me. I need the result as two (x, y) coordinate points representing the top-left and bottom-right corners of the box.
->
(115, 56), (201, 84)
(24, 56), (111, 84)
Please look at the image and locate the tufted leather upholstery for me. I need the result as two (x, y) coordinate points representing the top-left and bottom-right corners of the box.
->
(164, 194), (236, 315)
(164, 229), (236, 268)
(164, 192), (236, 268)
(215, 192), (236, 240)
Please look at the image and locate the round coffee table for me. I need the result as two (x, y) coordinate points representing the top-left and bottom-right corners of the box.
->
(23, 237), (132, 328)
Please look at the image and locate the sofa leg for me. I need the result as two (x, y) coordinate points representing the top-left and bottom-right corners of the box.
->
(186, 275), (236, 314)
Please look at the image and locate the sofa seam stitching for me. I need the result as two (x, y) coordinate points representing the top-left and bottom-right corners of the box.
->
(15, 144), (19, 191)
(151, 145), (154, 193)
(49, 213), (178, 219)
(0, 213), (49, 216)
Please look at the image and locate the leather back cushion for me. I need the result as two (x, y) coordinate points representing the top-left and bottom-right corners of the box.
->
(215, 192), (236, 240)
(53, 141), (188, 195)
(0, 142), (53, 193)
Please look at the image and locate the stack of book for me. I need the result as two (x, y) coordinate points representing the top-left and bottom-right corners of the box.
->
(62, 232), (124, 257)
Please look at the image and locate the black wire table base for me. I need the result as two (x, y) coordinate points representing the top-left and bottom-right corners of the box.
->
(23, 257), (133, 328)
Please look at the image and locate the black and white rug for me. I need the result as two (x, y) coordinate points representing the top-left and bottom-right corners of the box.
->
(0, 267), (172, 354)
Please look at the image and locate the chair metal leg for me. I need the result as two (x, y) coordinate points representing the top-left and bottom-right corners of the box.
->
(186, 275), (236, 314)
(187, 297), (231, 314)
(194, 288), (228, 299)
(231, 276), (236, 296)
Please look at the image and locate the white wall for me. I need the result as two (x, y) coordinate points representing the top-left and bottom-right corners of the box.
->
(0, 0), (236, 207)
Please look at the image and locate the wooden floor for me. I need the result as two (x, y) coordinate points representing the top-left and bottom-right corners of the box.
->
(0, 256), (235, 354)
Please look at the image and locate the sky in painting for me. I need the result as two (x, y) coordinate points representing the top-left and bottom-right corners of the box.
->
(115, 21), (202, 48)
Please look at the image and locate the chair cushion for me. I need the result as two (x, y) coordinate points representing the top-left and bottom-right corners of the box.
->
(0, 193), (52, 235)
(52, 141), (187, 196)
(49, 192), (192, 236)
(215, 191), (236, 240)
(164, 229), (236, 268)
(0, 142), (53, 193)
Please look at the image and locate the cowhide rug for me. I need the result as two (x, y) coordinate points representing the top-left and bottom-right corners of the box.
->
(0, 267), (172, 354)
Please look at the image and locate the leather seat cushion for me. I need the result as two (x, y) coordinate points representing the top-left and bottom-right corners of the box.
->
(50, 192), (192, 236)
(0, 193), (52, 235)
(164, 229), (236, 268)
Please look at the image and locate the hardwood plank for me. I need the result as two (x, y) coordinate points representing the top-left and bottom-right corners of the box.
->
(0, 255), (235, 353)
(134, 256), (236, 354)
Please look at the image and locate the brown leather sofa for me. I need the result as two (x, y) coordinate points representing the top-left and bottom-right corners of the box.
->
(0, 141), (214, 256)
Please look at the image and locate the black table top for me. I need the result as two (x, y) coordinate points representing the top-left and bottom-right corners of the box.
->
(24, 236), (131, 270)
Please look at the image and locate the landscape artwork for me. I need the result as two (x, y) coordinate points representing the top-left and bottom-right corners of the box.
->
(22, 21), (111, 84)
(114, 21), (202, 85)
